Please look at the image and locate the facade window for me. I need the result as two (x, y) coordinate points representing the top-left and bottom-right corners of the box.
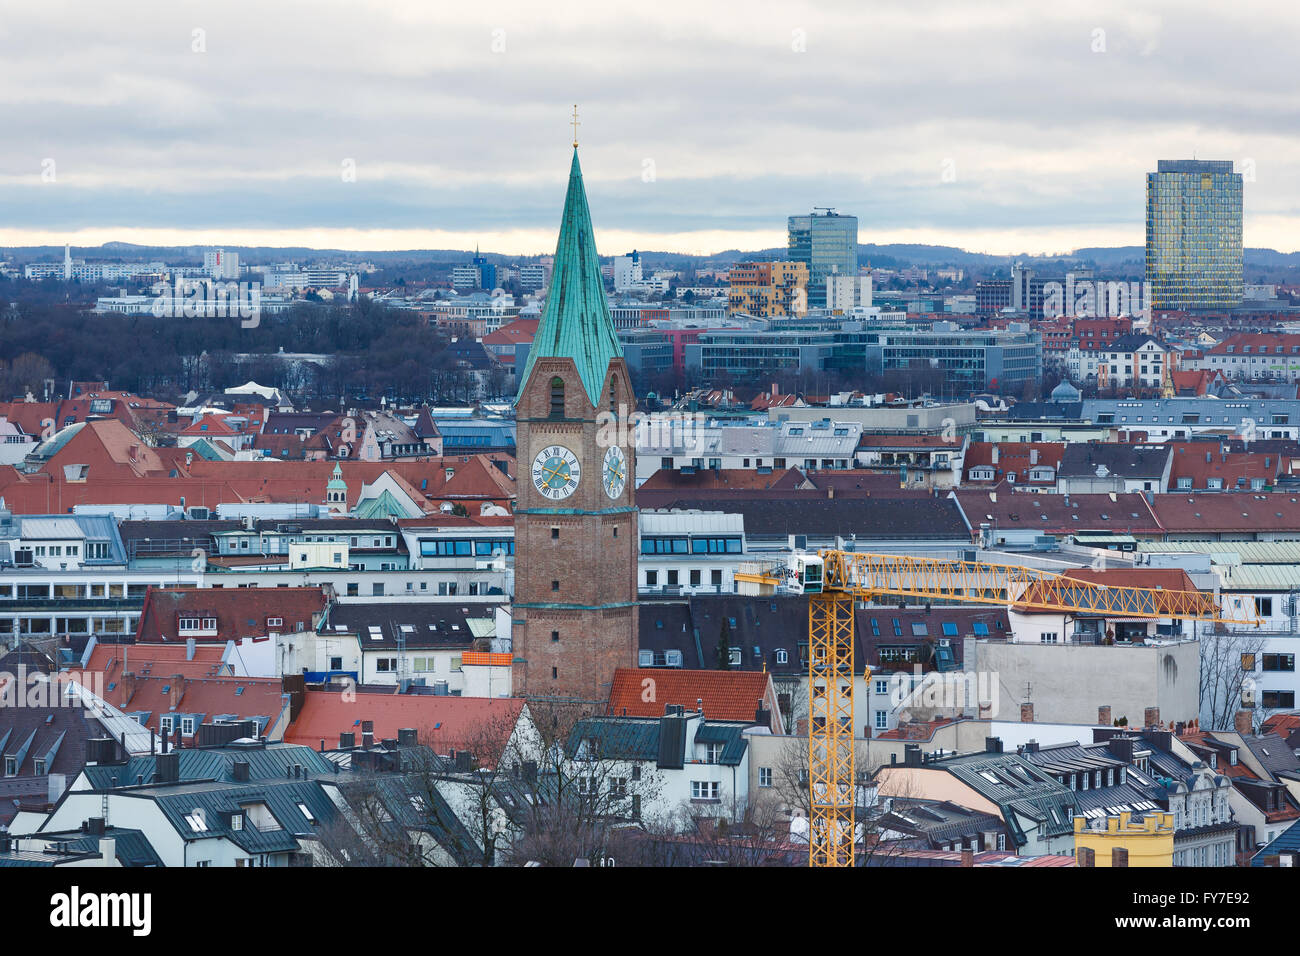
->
(691, 781), (720, 800)
(759, 767), (772, 788)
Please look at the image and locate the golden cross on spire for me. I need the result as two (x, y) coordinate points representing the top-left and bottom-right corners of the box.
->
(571, 104), (580, 148)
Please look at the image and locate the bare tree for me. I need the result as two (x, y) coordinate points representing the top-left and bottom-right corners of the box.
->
(496, 699), (665, 866)
(1200, 627), (1268, 731)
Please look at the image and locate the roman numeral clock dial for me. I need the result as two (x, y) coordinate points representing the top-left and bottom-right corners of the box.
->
(602, 445), (627, 499)
(532, 445), (581, 500)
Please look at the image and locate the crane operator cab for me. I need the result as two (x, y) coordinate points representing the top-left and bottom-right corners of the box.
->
(786, 553), (824, 594)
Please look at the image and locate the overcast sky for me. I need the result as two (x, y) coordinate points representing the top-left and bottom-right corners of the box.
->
(1, 0), (1297, 256)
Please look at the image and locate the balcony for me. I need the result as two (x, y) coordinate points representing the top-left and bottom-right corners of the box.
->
(0, 596), (142, 612)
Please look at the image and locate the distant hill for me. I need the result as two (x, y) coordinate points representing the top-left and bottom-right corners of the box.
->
(5, 241), (1297, 272)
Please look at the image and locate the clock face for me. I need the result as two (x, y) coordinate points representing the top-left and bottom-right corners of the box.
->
(532, 445), (581, 500)
(602, 445), (627, 499)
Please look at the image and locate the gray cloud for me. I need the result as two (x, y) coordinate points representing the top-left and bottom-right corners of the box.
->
(0, 0), (1296, 253)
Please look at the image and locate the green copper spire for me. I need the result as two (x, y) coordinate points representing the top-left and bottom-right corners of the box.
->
(515, 149), (623, 408)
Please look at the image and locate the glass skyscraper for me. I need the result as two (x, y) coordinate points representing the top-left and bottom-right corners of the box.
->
(788, 210), (858, 309)
(1145, 160), (1243, 309)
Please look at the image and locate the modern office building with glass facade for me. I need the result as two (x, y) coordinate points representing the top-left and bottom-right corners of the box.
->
(788, 210), (858, 309)
(864, 325), (1042, 393)
(1145, 160), (1243, 309)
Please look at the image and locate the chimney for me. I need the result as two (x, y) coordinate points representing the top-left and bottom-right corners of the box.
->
(1143, 707), (1160, 730)
(1107, 736), (1134, 764)
(99, 838), (116, 867)
(1234, 710), (1253, 735)
(696, 697), (703, 717)
(985, 736), (1003, 753)
(903, 744), (922, 767)
(339, 731), (355, 749)
(168, 676), (187, 710)
(118, 672), (138, 707)
(362, 728), (375, 749)
(398, 728), (417, 747)
(87, 816), (106, 836)
(1098, 705), (1112, 726)
(1076, 846), (1096, 867)
(960, 848), (974, 867)
(232, 761), (250, 782)
(1111, 847), (1129, 868)
(1020, 702), (1034, 723)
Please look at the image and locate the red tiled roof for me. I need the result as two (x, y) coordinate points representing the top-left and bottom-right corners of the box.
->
(1261, 713), (1300, 737)
(482, 318), (539, 346)
(284, 691), (525, 763)
(607, 668), (777, 726)
(1167, 442), (1281, 490)
(135, 586), (330, 643)
(963, 442), (1064, 486)
(0, 455), (517, 514)
(953, 490), (1162, 536)
(72, 672), (290, 739)
(638, 467), (805, 492)
(1150, 493), (1300, 533)
(1204, 333), (1300, 355)
(84, 642), (231, 681)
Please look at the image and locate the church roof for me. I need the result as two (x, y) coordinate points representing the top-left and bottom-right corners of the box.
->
(515, 149), (623, 408)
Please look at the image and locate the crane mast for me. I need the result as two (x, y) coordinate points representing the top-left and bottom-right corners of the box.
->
(805, 549), (1258, 868)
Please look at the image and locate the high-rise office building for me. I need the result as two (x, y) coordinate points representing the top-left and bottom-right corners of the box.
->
(788, 209), (858, 309)
(473, 246), (496, 291)
(1145, 160), (1243, 309)
(204, 249), (240, 280)
(613, 251), (642, 292)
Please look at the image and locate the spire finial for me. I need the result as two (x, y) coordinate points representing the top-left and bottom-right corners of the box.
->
(571, 104), (579, 148)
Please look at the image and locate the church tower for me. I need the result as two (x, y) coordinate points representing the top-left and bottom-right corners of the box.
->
(326, 463), (348, 512)
(512, 146), (638, 705)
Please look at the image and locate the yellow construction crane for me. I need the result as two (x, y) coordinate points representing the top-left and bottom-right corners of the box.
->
(801, 549), (1259, 868)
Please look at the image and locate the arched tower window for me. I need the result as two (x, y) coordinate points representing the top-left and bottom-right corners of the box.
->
(550, 377), (565, 418)
(609, 380), (617, 418)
